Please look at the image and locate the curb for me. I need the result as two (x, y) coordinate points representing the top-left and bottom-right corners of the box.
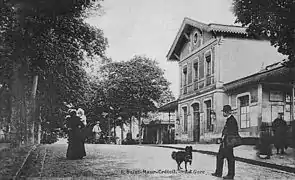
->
(151, 145), (295, 174)
(13, 145), (37, 180)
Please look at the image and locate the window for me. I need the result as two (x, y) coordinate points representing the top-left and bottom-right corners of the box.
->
(192, 30), (202, 48)
(183, 107), (188, 133)
(193, 61), (198, 80)
(183, 67), (187, 94)
(193, 32), (198, 44)
(205, 52), (213, 86)
(239, 95), (250, 128)
(205, 100), (212, 131)
(206, 54), (211, 76)
(199, 58), (204, 79)
(183, 67), (187, 86)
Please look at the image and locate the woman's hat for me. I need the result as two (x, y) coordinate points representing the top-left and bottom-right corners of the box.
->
(222, 105), (232, 112)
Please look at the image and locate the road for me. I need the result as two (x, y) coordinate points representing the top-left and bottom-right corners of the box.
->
(29, 142), (295, 180)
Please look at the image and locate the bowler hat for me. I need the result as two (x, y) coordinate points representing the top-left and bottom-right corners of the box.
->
(222, 105), (232, 112)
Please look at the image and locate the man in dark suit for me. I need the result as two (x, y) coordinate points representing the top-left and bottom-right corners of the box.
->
(212, 105), (238, 180)
(272, 112), (288, 154)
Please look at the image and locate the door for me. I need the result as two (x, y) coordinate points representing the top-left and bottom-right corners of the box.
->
(192, 103), (200, 142)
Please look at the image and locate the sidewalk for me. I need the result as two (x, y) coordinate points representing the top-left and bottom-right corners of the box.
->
(150, 143), (295, 173)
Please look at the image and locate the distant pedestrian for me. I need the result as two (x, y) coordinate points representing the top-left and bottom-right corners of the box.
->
(92, 121), (102, 143)
(272, 112), (288, 154)
(257, 122), (272, 159)
(0, 127), (5, 141)
(212, 105), (239, 180)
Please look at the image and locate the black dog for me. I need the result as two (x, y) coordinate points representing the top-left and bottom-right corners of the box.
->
(171, 146), (193, 171)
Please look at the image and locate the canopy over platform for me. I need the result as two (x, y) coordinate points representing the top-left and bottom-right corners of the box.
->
(158, 100), (178, 112)
(224, 62), (295, 92)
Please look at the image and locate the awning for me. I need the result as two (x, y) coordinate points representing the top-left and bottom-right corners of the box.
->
(224, 65), (295, 92)
(158, 100), (178, 112)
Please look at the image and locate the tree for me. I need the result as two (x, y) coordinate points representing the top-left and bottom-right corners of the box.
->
(232, 0), (295, 67)
(99, 56), (173, 144)
(0, 0), (108, 145)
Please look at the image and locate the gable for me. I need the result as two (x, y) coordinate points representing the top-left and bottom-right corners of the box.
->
(167, 17), (248, 61)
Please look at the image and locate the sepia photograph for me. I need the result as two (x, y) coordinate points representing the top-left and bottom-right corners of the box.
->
(0, 0), (295, 179)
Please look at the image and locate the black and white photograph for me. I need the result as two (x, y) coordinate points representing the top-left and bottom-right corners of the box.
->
(0, 0), (295, 179)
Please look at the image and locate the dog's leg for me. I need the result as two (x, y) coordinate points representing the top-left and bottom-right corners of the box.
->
(179, 162), (182, 169)
(185, 162), (187, 172)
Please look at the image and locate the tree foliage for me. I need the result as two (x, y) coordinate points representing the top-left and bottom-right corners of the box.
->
(100, 56), (173, 115)
(98, 56), (174, 142)
(232, 0), (295, 67)
(0, 0), (108, 143)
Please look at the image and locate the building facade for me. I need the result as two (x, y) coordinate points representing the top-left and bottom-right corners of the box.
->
(166, 18), (291, 143)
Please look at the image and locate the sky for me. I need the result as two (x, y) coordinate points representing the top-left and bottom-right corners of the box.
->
(86, 0), (237, 98)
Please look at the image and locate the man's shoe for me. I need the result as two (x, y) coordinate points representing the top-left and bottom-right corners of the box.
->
(223, 175), (234, 179)
(211, 173), (222, 177)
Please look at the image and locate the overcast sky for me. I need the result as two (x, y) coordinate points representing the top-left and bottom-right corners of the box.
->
(86, 0), (236, 98)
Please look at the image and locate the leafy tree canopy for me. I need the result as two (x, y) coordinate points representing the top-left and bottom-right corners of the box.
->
(99, 55), (174, 119)
(232, 0), (295, 67)
(0, 0), (108, 129)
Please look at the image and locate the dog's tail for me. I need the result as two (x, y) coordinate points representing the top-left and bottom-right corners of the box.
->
(171, 151), (177, 160)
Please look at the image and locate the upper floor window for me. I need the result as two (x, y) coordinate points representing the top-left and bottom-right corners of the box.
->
(205, 53), (212, 76)
(182, 67), (187, 86)
(193, 61), (199, 80)
(193, 32), (199, 45)
(205, 52), (214, 86)
(192, 30), (202, 48)
(199, 58), (204, 79)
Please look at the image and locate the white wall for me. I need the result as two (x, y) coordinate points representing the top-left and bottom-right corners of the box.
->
(218, 38), (286, 84)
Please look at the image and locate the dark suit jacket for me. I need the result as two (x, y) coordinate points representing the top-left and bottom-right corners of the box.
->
(222, 115), (238, 137)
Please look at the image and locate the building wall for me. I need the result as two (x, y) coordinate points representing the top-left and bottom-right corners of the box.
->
(262, 84), (293, 124)
(227, 85), (260, 137)
(179, 39), (218, 99)
(218, 38), (286, 84)
(176, 90), (228, 142)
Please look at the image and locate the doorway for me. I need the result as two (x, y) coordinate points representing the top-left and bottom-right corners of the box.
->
(192, 103), (200, 142)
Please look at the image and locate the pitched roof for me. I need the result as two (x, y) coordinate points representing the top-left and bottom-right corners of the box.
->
(167, 17), (248, 61)
(208, 23), (247, 35)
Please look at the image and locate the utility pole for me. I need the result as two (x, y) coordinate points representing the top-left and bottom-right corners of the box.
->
(168, 111), (171, 144)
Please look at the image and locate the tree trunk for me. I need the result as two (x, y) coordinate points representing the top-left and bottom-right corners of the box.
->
(120, 122), (123, 144)
(138, 113), (142, 144)
(36, 105), (42, 144)
(10, 63), (24, 147)
(113, 119), (116, 144)
(129, 116), (132, 138)
(29, 75), (38, 144)
(21, 91), (27, 145)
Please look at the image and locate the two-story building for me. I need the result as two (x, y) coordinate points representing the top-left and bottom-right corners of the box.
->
(166, 17), (293, 143)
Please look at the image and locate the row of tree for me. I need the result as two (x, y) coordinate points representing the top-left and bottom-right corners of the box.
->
(0, 0), (109, 146)
(0, 0), (175, 145)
